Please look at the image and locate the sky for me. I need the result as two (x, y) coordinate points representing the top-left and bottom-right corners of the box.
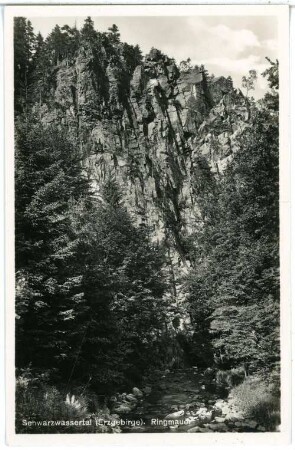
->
(28, 16), (278, 99)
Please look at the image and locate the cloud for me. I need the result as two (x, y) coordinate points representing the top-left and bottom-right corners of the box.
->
(262, 39), (278, 52)
(256, 73), (269, 92)
(200, 54), (266, 75)
(208, 25), (261, 55)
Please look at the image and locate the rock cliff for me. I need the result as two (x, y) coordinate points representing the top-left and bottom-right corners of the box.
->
(35, 45), (251, 309)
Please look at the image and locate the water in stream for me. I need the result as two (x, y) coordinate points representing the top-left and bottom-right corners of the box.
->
(120, 368), (221, 433)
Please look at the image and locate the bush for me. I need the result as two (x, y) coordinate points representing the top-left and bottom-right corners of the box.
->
(231, 376), (280, 430)
(216, 367), (245, 390)
(15, 369), (121, 434)
(230, 367), (246, 386)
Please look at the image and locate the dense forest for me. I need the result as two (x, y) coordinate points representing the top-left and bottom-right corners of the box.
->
(14, 17), (280, 433)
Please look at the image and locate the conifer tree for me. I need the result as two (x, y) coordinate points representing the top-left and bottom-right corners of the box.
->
(14, 17), (36, 113)
(15, 117), (90, 376)
(108, 24), (120, 44)
(66, 177), (167, 390)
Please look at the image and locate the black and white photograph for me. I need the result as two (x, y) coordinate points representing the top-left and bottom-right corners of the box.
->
(4, 4), (291, 445)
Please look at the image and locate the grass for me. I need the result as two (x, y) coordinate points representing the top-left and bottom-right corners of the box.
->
(230, 375), (280, 431)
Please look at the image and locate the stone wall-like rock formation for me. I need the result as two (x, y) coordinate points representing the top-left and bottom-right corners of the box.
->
(36, 45), (251, 313)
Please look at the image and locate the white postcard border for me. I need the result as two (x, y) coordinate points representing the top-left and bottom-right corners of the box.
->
(4, 3), (291, 446)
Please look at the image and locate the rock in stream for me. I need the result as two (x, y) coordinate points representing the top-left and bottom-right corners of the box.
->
(117, 369), (265, 433)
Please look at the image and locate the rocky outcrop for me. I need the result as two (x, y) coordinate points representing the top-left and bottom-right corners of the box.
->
(35, 45), (250, 319)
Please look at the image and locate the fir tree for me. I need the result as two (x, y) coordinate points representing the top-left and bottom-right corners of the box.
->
(15, 118), (90, 376)
(14, 17), (36, 113)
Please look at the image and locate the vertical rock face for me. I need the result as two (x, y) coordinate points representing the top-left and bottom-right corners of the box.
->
(37, 46), (250, 294)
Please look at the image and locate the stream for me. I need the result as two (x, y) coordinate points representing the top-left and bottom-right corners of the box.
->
(120, 368), (221, 433)
(118, 368), (264, 433)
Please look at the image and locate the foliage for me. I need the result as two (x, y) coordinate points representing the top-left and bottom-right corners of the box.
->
(14, 17), (36, 113)
(122, 42), (142, 74)
(67, 180), (167, 391)
(241, 69), (257, 97)
(15, 369), (121, 433)
(187, 60), (280, 378)
(15, 117), (89, 373)
(107, 24), (120, 44)
(262, 58), (279, 111)
(15, 118), (167, 402)
(15, 117), (167, 392)
(262, 58), (279, 90)
(179, 58), (192, 73)
(216, 367), (245, 391)
(231, 376), (280, 430)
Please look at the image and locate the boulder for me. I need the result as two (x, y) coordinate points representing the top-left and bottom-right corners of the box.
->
(214, 417), (226, 423)
(132, 387), (143, 398)
(170, 405), (179, 412)
(233, 420), (257, 430)
(165, 410), (184, 419)
(195, 407), (212, 421)
(208, 423), (228, 432)
(112, 403), (133, 414)
(215, 399), (227, 408)
(235, 421), (245, 427)
(187, 426), (203, 433)
(224, 409), (245, 421)
(212, 406), (223, 417)
(220, 406), (231, 415)
(125, 394), (138, 403)
(185, 416), (197, 424)
(243, 420), (258, 429)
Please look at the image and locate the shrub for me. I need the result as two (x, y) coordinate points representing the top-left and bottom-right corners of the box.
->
(231, 375), (280, 430)
(15, 369), (121, 434)
(230, 367), (246, 386)
(216, 367), (245, 390)
(216, 370), (230, 387)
